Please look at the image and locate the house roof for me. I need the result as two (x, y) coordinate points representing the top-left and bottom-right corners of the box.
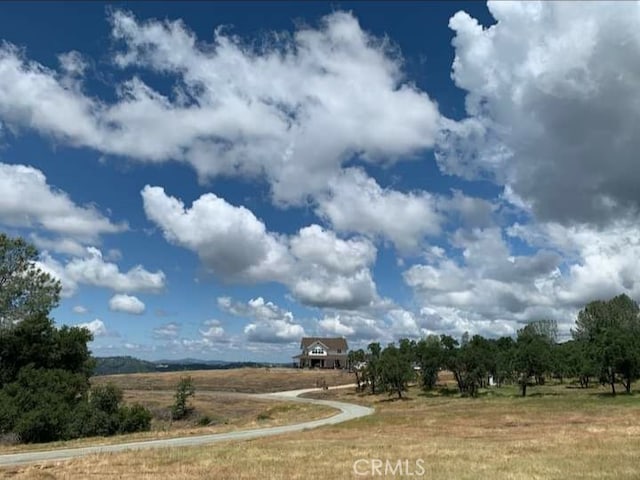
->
(300, 337), (348, 351)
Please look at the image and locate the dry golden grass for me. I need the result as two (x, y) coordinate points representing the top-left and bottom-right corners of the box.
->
(4, 377), (640, 479)
(91, 367), (352, 393)
(0, 369), (342, 455)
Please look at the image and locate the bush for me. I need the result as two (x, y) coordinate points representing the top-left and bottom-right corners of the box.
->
(118, 403), (152, 434)
(14, 404), (70, 443)
(196, 415), (212, 426)
(1, 367), (88, 443)
(90, 383), (123, 415)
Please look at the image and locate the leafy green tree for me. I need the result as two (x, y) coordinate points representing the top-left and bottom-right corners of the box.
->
(171, 376), (196, 420)
(0, 313), (93, 387)
(450, 334), (495, 397)
(440, 335), (464, 393)
(515, 321), (554, 397)
(550, 341), (571, 384)
(0, 234), (152, 442)
(573, 294), (640, 395)
(1, 366), (88, 442)
(0, 234), (61, 326)
(416, 335), (443, 391)
(347, 348), (366, 392)
(365, 342), (382, 394)
(494, 336), (516, 386)
(439, 333), (493, 397)
(379, 344), (414, 399)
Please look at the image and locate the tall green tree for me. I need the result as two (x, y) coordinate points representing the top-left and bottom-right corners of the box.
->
(365, 342), (382, 394)
(0, 234), (150, 443)
(573, 294), (640, 395)
(0, 234), (61, 326)
(416, 335), (443, 391)
(494, 336), (516, 386)
(379, 344), (414, 399)
(347, 348), (366, 391)
(514, 321), (555, 397)
(440, 334), (464, 393)
(449, 334), (495, 397)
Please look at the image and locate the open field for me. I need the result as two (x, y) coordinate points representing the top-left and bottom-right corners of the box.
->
(92, 367), (352, 393)
(0, 369), (342, 455)
(4, 371), (640, 479)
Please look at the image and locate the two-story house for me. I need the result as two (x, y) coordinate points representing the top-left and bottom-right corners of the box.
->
(293, 337), (348, 369)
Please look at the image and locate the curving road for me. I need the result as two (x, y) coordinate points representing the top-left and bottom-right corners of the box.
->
(0, 385), (373, 467)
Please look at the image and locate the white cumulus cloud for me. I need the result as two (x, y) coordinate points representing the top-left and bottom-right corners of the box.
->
(0, 11), (440, 207)
(219, 296), (304, 343)
(316, 168), (442, 253)
(37, 246), (165, 297)
(109, 293), (145, 315)
(143, 186), (379, 309)
(439, 1), (640, 225)
(76, 318), (108, 337)
(0, 162), (126, 241)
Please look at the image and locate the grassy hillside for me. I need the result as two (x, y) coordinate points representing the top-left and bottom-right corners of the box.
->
(93, 356), (158, 375)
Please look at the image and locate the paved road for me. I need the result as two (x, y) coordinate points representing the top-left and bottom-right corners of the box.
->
(0, 385), (373, 467)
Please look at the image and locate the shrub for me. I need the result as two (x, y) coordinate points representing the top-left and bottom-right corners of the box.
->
(171, 376), (195, 421)
(118, 403), (152, 434)
(196, 415), (212, 426)
(90, 383), (123, 415)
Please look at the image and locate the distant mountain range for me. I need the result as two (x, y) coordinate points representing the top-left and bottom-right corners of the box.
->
(154, 358), (232, 366)
(92, 356), (288, 376)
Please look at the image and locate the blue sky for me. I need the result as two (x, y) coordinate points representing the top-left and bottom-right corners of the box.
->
(1, 1), (640, 362)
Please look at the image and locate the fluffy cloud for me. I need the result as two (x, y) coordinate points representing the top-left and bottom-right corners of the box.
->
(144, 186), (378, 309)
(76, 319), (108, 337)
(318, 312), (387, 343)
(316, 168), (442, 252)
(141, 185), (290, 282)
(152, 322), (181, 339)
(289, 225), (377, 309)
(439, 2), (640, 225)
(289, 224), (376, 276)
(72, 305), (88, 315)
(509, 220), (640, 309)
(0, 163), (126, 241)
(401, 221), (640, 339)
(58, 50), (87, 77)
(199, 320), (228, 342)
(437, 190), (496, 229)
(29, 234), (87, 257)
(109, 293), (146, 315)
(403, 227), (566, 335)
(0, 11), (440, 206)
(37, 246), (165, 297)
(219, 296), (304, 343)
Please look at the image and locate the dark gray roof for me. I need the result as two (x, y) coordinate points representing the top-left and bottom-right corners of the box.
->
(300, 337), (348, 351)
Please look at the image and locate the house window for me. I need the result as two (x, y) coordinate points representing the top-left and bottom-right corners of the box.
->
(337, 349), (342, 354)
(311, 346), (324, 355)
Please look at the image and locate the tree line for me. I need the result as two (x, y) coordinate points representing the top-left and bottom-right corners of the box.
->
(348, 294), (640, 398)
(0, 234), (152, 443)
